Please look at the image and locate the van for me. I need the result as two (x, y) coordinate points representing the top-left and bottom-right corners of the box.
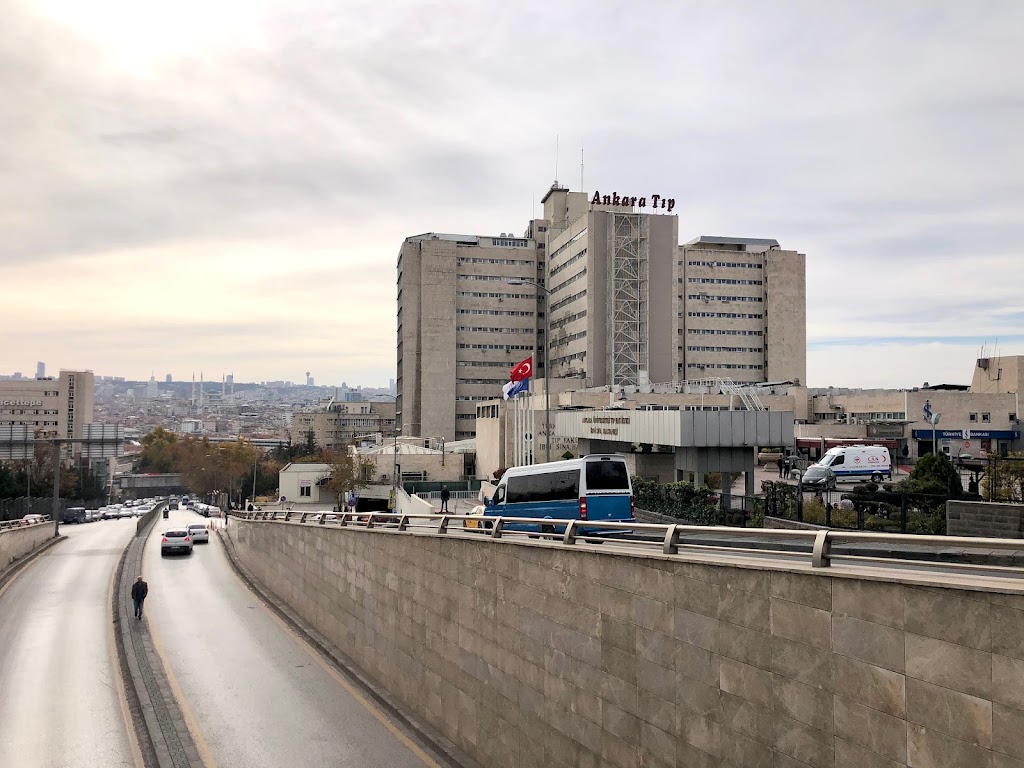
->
(62, 507), (87, 524)
(475, 454), (634, 533)
(815, 445), (891, 483)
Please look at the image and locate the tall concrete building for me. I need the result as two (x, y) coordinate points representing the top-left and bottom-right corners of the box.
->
(397, 232), (542, 441)
(0, 369), (95, 445)
(679, 236), (806, 385)
(397, 183), (807, 441)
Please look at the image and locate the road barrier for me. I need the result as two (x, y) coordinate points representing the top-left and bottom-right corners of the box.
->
(235, 510), (1024, 585)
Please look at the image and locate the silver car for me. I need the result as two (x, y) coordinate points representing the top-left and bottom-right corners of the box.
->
(160, 529), (194, 556)
(187, 523), (210, 544)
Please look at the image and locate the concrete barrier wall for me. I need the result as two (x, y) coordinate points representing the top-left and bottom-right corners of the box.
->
(947, 500), (1024, 538)
(0, 523), (53, 572)
(228, 520), (1024, 768)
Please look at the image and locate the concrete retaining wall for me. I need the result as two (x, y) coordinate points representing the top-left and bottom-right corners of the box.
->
(228, 519), (1024, 768)
(947, 500), (1024, 538)
(0, 523), (53, 572)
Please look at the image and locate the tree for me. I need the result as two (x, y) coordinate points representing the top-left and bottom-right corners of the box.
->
(138, 427), (179, 473)
(895, 452), (963, 498)
(981, 452), (1024, 502)
(322, 446), (374, 507)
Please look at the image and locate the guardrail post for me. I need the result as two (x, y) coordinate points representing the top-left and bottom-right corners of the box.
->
(562, 520), (577, 545)
(284, 511), (292, 522)
(397, 515), (409, 531)
(365, 514), (376, 529)
(318, 514), (326, 525)
(490, 518), (504, 539)
(299, 512), (307, 523)
(811, 530), (832, 568)
(662, 524), (679, 555)
(438, 515), (450, 534)
(338, 513), (349, 527)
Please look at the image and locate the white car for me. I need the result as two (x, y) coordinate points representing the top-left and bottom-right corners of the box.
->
(186, 523), (210, 544)
(160, 529), (194, 556)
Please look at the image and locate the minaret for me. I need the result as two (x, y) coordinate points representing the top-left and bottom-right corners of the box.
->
(191, 373), (196, 411)
(200, 372), (204, 409)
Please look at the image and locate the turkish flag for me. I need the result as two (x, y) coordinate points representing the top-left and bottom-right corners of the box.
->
(509, 356), (533, 382)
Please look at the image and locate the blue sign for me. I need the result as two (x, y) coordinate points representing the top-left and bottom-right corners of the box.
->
(911, 429), (1020, 440)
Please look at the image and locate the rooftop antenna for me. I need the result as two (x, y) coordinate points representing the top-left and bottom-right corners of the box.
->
(554, 133), (559, 185)
(580, 147), (584, 192)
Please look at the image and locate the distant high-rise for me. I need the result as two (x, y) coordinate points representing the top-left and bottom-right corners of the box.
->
(165, 374), (172, 383)
(35, 362), (45, 379)
(306, 372), (315, 387)
(389, 378), (396, 395)
(146, 376), (159, 399)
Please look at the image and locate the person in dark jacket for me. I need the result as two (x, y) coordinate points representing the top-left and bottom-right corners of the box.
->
(131, 576), (149, 620)
(439, 485), (451, 513)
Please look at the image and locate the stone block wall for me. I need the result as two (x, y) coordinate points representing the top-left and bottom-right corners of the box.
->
(947, 500), (1024, 538)
(229, 520), (1024, 768)
(0, 522), (53, 573)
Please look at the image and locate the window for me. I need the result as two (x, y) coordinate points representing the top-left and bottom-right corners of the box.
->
(585, 460), (630, 491)
(506, 469), (580, 504)
(982, 413), (991, 423)
(300, 486), (311, 497)
(1011, 413), (1018, 423)
(969, 413), (978, 423)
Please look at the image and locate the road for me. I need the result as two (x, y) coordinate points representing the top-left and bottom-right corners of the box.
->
(143, 507), (441, 768)
(0, 518), (140, 768)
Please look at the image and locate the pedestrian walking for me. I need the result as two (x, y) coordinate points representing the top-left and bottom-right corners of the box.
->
(131, 576), (149, 620)
(778, 451), (787, 478)
(440, 485), (451, 514)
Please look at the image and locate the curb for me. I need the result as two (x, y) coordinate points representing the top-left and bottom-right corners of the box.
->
(113, 508), (205, 768)
(216, 527), (480, 768)
(0, 534), (65, 592)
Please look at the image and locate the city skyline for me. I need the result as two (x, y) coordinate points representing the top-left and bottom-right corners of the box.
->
(3, 1), (1023, 388)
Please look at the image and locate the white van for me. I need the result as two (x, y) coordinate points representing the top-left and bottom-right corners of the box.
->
(815, 445), (891, 483)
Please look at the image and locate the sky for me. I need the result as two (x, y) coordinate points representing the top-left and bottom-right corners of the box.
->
(2, 1), (1023, 389)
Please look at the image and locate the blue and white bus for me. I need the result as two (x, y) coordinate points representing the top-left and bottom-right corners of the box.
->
(470, 454), (635, 532)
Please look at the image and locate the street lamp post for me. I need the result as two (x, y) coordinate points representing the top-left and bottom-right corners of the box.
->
(508, 278), (551, 463)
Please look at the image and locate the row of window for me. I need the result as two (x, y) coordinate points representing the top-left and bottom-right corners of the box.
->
(458, 326), (533, 334)
(491, 238), (530, 248)
(683, 260), (762, 269)
(456, 395), (494, 401)
(550, 309), (587, 331)
(549, 330), (588, 350)
(686, 311), (764, 319)
(0, 420), (59, 426)
(458, 360), (507, 367)
(686, 328), (763, 336)
(686, 278), (763, 286)
(0, 409), (60, 415)
(458, 274), (527, 282)
(457, 291), (534, 300)
(548, 228), (588, 262)
(687, 294), (764, 303)
(458, 378), (509, 385)
(550, 267), (587, 296)
(458, 257), (533, 266)
(458, 309), (534, 317)
(457, 414), (476, 420)
(551, 288), (587, 313)
(550, 248), (587, 278)
(458, 343), (533, 351)
(686, 345), (763, 353)
(686, 363), (764, 370)
(551, 351), (586, 367)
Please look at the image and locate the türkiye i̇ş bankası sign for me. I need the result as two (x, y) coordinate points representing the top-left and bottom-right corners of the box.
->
(591, 191), (676, 213)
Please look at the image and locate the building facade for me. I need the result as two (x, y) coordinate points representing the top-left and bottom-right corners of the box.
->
(0, 369), (95, 446)
(397, 232), (542, 442)
(291, 401), (397, 450)
(678, 236), (806, 385)
(397, 182), (808, 443)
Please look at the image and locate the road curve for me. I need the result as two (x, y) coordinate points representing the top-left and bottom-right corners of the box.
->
(0, 518), (139, 768)
(144, 508), (440, 768)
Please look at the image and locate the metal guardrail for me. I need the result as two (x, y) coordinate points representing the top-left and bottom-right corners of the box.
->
(0, 516), (52, 532)
(233, 511), (1024, 579)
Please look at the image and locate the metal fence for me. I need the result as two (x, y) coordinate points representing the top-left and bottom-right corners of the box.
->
(761, 482), (950, 535)
(953, 455), (1024, 502)
(233, 510), (1024, 583)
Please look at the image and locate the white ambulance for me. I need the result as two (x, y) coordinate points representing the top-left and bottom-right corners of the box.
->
(815, 445), (892, 483)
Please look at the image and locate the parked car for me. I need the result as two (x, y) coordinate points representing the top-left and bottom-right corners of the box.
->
(799, 465), (837, 491)
(21, 514), (47, 526)
(160, 529), (194, 556)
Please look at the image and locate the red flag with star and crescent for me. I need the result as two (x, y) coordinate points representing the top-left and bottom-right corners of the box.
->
(509, 356), (533, 382)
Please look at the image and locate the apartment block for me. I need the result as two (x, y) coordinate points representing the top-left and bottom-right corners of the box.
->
(0, 369), (95, 447)
(291, 401), (397, 450)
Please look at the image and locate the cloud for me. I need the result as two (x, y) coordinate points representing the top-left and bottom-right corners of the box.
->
(1, 0), (1023, 388)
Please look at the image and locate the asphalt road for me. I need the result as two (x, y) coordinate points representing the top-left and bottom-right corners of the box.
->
(0, 518), (139, 768)
(144, 508), (441, 768)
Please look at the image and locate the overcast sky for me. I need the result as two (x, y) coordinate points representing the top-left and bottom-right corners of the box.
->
(3, 0), (1022, 389)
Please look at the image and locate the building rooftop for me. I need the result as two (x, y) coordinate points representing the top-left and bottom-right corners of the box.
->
(684, 236), (780, 248)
